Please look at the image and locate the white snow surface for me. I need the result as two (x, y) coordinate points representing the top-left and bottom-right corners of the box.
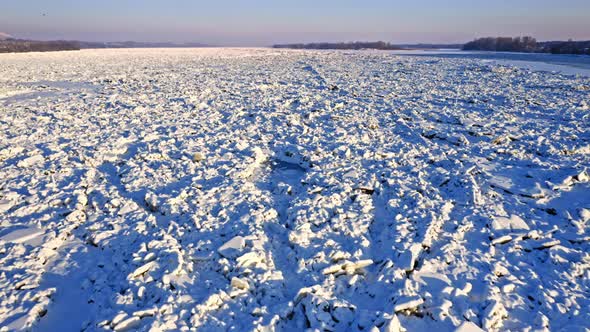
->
(0, 48), (589, 331)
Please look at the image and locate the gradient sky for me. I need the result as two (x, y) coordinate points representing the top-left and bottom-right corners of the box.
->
(1, 0), (589, 45)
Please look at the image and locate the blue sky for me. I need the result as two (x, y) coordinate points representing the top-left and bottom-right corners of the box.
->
(1, 0), (589, 45)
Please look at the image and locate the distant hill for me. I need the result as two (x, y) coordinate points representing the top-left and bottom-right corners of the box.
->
(273, 41), (403, 50)
(0, 32), (13, 40)
(0, 39), (80, 53)
(0, 38), (209, 54)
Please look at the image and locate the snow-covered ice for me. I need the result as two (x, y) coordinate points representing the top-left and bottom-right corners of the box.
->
(0, 48), (589, 331)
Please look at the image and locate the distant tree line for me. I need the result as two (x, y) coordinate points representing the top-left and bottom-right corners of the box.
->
(539, 40), (590, 55)
(463, 36), (538, 52)
(399, 43), (464, 50)
(273, 41), (403, 50)
(463, 36), (590, 55)
(0, 39), (80, 53)
(77, 41), (208, 49)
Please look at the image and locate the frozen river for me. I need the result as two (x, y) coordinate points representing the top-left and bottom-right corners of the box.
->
(391, 49), (590, 77)
(0, 48), (589, 331)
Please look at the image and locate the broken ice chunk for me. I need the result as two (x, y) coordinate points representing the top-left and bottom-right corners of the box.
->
(110, 312), (129, 328)
(329, 250), (351, 262)
(0, 146), (24, 160)
(129, 261), (156, 279)
(65, 210), (86, 223)
(502, 284), (516, 293)
(490, 215), (529, 232)
(73, 191), (88, 210)
(491, 235), (513, 245)
(393, 296), (424, 312)
(218, 236), (246, 258)
(236, 251), (265, 269)
(113, 316), (141, 332)
(575, 169), (589, 182)
(143, 252), (156, 263)
(348, 259), (373, 270)
(580, 208), (590, 222)
(343, 170), (359, 179)
(192, 152), (206, 162)
(397, 243), (422, 272)
(0, 227), (43, 245)
(454, 321), (484, 332)
(103, 145), (128, 162)
(0, 192), (20, 213)
(17, 154), (45, 168)
(133, 308), (156, 318)
(493, 263), (510, 277)
(231, 277), (250, 290)
(322, 264), (343, 275)
(144, 191), (159, 212)
(0, 199), (15, 213)
(118, 202), (138, 215)
(412, 271), (452, 289)
(384, 314), (402, 332)
(482, 300), (507, 330)
(137, 286), (146, 300)
(321, 259), (373, 276)
(524, 239), (560, 251)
